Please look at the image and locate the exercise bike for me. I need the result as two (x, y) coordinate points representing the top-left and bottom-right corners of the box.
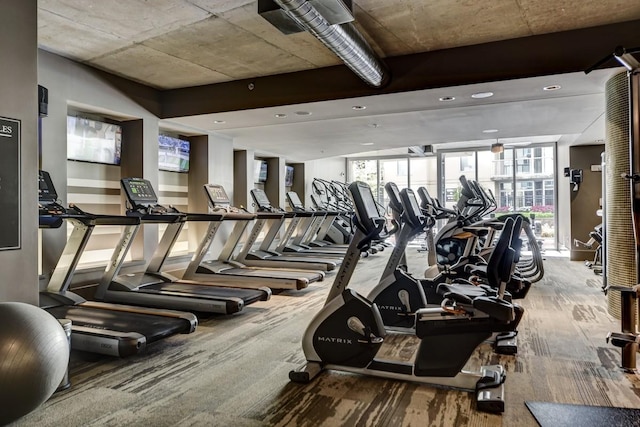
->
(289, 181), (520, 413)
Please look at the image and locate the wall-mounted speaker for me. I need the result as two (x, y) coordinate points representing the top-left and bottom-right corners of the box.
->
(38, 85), (48, 117)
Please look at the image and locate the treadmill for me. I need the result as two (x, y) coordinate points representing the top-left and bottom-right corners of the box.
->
(38, 170), (197, 357)
(233, 189), (341, 272)
(251, 189), (346, 261)
(285, 191), (348, 253)
(181, 184), (324, 291)
(94, 178), (270, 315)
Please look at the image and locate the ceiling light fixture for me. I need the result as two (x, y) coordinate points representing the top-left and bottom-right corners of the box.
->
(491, 141), (504, 154)
(213, 120), (226, 124)
(439, 96), (455, 102)
(352, 105), (367, 110)
(471, 91), (494, 99)
(295, 111), (312, 116)
(543, 84), (562, 91)
(274, 113), (287, 118)
(361, 142), (374, 146)
(482, 129), (499, 133)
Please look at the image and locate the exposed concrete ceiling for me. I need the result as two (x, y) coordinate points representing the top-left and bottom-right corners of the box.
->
(37, 1), (640, 161)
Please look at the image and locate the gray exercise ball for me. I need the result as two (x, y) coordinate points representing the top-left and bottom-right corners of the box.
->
(0, 302), (69, 425)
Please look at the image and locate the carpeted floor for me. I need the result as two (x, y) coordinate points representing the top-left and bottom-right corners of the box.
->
(11, 249), (640, 426)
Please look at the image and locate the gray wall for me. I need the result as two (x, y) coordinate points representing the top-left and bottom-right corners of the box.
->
(0, 1), (39, 303)
(37, 49), (235, 287)
(303, 157), (347, 207)
(569, 144), (605, 261)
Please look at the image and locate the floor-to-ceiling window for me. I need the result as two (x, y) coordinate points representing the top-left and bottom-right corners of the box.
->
(349, 159), (379, 199)
(441, 151), (476, 210)
(379, 158), (409, 207)
(347, 143), (557, 249)
(453, 143), (557, 249)
(409, 157), (438, 199)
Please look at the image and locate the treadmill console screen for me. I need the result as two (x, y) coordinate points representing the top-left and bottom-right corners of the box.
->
(251, 189), (271, 208)
(38, 170), (57, 202)
(286, 191), (304, 209)
(121, 178), (158, 206)
(205, 184), (230, 206)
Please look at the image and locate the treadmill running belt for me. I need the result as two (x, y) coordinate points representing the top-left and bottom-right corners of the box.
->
(220, 267), (321, 282)
(47, 305), (191, 342)
(142, 282), (268, 305)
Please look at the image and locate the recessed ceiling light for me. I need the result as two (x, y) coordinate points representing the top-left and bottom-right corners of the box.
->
(439, 96), (455, 102)
(352, 105), (367, 110)
(543, 84), (562, 91)
(274, 113), (287, 118)
(295, 111), (312, 116)
(482, 129), (499, 133)
(471, 91), (494, 99)
(361, 142), (375, 146)
(213, 120), (226, 124)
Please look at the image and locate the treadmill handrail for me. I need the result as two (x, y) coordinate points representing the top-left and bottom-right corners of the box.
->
(184, 213), (225, 222)
(222, 212), (257, 221)
(58, 212), (141, 227)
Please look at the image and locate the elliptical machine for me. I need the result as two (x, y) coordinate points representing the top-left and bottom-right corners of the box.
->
(368, 182), (523, 354)
(289, 181), (519, 413)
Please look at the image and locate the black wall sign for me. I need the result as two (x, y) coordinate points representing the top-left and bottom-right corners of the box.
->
(0, 117), (20, 250)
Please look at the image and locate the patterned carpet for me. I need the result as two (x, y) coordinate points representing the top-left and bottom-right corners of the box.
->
(11, 250), (640, 427)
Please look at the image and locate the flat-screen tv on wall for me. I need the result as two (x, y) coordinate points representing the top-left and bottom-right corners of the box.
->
(285, 165), (294, 187)
(159, 135), (190, 173)
(254, 159), (268, 183)
(67, 116), (122, 165)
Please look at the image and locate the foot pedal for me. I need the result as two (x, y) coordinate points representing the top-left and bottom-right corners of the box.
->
(289, 362), (322, 383)
(495, 331), (518, 355)
(289, 369), (310, 383)
(476, 365), (506, 413)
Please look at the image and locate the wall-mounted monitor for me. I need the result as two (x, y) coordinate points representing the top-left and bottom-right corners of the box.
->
(285, 165), (294, 187)
(159, 134), (190, 173)
(67, 116), (122, 165)
(254, 159), (268, 183)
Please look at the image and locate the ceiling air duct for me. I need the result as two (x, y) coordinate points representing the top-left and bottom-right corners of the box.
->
(259, 0), (390, 88)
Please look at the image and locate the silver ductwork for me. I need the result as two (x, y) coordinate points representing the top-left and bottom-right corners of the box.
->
(271, 0), (390, 88)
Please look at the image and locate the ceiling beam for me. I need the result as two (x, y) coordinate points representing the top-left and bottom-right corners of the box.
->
(160, 18), (640, 119)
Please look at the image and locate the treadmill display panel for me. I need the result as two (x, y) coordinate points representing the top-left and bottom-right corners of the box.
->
(38, 170), (57, 202)
(252, 189), (271, 208)
(205, 184), (230, 205)
(121, 178), (158, 206)
(286, 191), (304, 209)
